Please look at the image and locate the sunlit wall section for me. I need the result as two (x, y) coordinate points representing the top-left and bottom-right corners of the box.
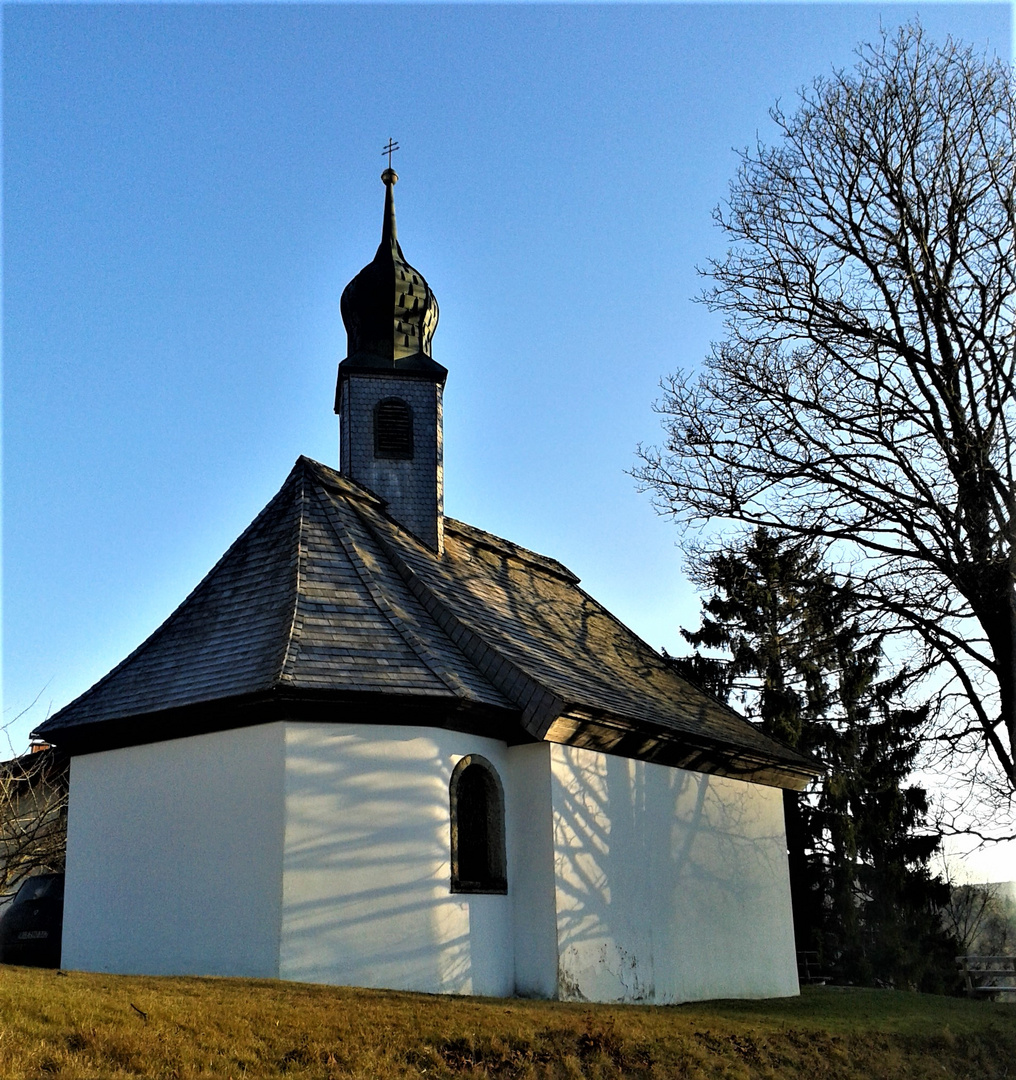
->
(279, 723), (513, 996)
(549, 744), (799, 1003)
(62, 723), (287, 978)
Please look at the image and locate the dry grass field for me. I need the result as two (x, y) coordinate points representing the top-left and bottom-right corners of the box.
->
(0, 966), (1013, 1079)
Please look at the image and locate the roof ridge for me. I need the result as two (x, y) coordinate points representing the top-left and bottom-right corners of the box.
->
(297, 456), (386, 509)
(276, 464), (310, 682)
(353, 505), (567, 738)
(310, 481), (491, 703)
(300, 456), (452, 556)
(444, 518), (580, 584)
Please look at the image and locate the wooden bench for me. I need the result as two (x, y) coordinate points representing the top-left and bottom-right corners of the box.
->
(956, 955), (1016, 997)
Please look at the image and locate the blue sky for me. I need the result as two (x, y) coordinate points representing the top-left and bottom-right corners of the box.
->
(3, 1), (1012, 868)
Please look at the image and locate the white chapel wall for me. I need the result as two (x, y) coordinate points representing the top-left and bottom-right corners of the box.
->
(61, 718), (798, 1002)
(506, 742), (559, 998)
(62, 723), (286, 978)
(550, 744), (799, 1003)
(279, 723), (513, 996)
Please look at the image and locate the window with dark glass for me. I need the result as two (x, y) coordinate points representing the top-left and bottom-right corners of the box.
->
(374, 398), (414, 459)
(449, 756), (507, 894)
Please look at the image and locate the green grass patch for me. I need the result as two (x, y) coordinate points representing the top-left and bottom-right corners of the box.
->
(0, 967), (1012, 1078)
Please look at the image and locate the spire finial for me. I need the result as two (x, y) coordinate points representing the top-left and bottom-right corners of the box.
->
(382, 138), (400, 183)
(379, 143), (399, 248)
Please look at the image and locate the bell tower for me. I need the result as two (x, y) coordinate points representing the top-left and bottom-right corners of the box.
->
(335, 167), (447, 553)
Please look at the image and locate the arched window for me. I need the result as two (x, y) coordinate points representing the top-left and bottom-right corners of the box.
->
(373, 398), (414, 460)
(449, 755), (507, 894)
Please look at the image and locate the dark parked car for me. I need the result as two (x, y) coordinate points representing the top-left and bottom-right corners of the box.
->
(0, 873), (64, 967)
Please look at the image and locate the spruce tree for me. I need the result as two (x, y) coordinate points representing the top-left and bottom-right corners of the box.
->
(672, 528), (955, 988)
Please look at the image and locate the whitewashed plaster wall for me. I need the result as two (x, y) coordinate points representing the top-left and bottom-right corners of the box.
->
(550, 744), (799, 1004)
(62, 723), (286, 977)
(61, 720), (798, 1004)
(279, 723), (513, 996)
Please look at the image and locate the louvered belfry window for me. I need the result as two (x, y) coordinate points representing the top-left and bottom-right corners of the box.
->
(374, 398), (414, 460)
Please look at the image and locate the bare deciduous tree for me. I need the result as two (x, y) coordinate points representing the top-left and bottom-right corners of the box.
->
(0, 697), (68, 896)
(635, 24), (1016, 804)
(0, 746), (68, 895)
(942, 873), (1016, 955)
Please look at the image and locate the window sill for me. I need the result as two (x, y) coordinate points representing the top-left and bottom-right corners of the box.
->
(450, 879), (507, 895)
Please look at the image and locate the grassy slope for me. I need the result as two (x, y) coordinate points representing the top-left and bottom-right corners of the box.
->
(0, 968), (1012, 1079)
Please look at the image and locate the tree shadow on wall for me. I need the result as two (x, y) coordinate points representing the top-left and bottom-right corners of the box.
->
(280, 729), (511, 996)
(551, 752), (791, 1003)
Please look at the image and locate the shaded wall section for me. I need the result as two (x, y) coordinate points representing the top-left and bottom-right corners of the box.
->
(550, 744), (798, 1003)
(507, 742), (558, 997)
(62, 723), (286, 977)
(280, 723), (512, 995)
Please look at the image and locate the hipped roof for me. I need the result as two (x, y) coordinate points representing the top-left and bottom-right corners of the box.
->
(36, 457), (817, 790)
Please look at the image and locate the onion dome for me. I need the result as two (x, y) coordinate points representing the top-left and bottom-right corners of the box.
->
(336, 169), (446, 398)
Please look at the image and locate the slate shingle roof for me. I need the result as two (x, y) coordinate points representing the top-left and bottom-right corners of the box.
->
(36, 457), (817, 790)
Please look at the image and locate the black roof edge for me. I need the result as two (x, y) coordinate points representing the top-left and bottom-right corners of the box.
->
(34, 683), (819, 789)
(36, 689), (526, 757)
(546, 708), (821, 792)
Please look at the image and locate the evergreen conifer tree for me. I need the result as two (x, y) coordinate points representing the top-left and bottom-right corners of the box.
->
(671, 528), (955, 988)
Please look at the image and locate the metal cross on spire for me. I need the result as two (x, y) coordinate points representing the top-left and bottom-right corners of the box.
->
(382, 139), (400, 169)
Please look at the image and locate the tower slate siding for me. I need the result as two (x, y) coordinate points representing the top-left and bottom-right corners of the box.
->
(340, 373), (443, 552)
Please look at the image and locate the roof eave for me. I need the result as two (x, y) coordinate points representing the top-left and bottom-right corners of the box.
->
(37, 688), (524, 758)
(543, 710), (821, 791)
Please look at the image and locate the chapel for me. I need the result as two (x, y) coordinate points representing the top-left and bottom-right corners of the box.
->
(36, 168), (816, 1003)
